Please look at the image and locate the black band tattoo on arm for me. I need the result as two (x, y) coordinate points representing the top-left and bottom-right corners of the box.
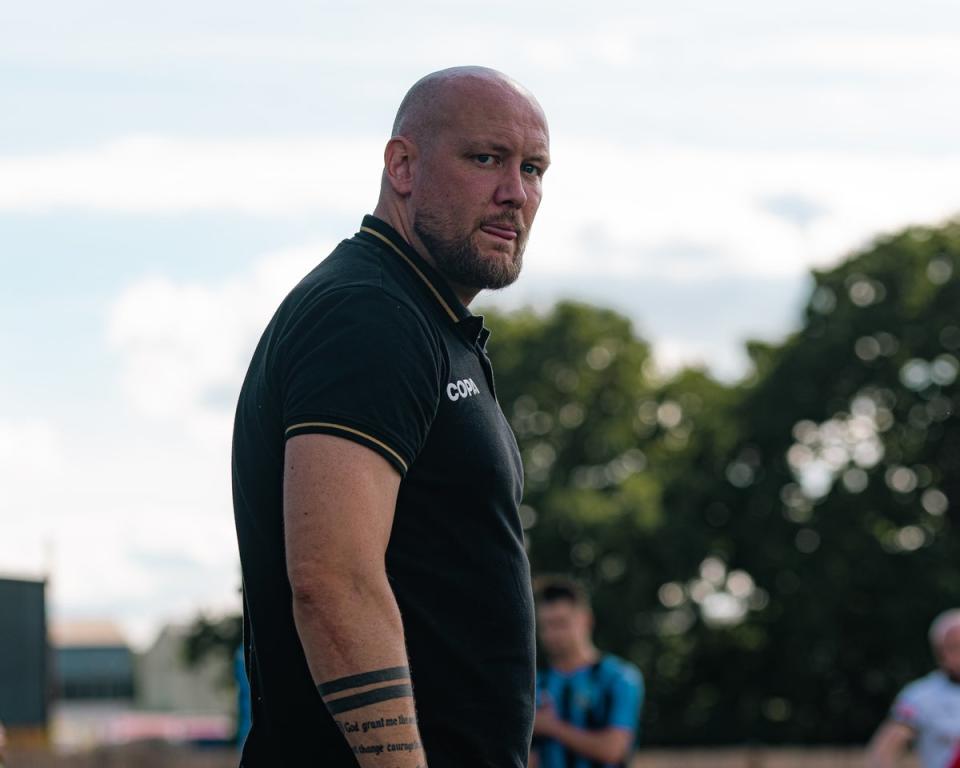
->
(317, 665), (410, 696)
(320, 665), (420, 759)
(319, 666), (414, 716)
(326, 683), (414, 714)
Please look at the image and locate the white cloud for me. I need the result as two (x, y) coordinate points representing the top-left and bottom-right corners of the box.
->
(0, 136), (383, 216)
(0, 419), (65, 577)
(99, 243), (329, 642)
(107, 242), (324, 438)
(4, 136), (960, 284)
(0, 244), (329, 648)
(524, 140), (960, 280)
(762, 33), (960, 77)
(0, 413), (247, 648)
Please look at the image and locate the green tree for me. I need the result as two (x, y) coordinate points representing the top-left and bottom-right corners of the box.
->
(691, 221), (960, 743)
(183, 613), (242, 677)
(487, 219), (958, 745)
(485, 302), (746, 743)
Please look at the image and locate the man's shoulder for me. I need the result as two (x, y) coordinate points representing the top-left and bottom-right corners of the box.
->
(290, 235), (415, 304)
(278, 236), (435, 335)
(599, 654), (643, 686)
(897, 671), (952, 707)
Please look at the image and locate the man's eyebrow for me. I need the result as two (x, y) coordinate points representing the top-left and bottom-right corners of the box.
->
(464, 142), (514, 155)
(466, 141), (551, 165)
(505, 146), (553, 168)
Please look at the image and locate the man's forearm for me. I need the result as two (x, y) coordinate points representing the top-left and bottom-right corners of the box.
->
(292, 571), (427, 767)
(865, 721), (914, 768)
(865, 744), (899, 768)
(548, 722), (628, 764)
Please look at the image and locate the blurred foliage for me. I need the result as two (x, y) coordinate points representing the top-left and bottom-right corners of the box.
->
(183, 614), (242, 674)
(192, 218), (959, 744)
(485, 219), (960, 745)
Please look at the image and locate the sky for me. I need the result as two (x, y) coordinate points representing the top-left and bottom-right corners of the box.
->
(2, 0), (960, 648)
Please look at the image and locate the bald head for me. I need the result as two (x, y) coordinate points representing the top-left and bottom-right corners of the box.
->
(374, 66), (550, 303)
(391, 66), (547, 147)
(930, 608), (960, 679)
(931, 609), (960, 651)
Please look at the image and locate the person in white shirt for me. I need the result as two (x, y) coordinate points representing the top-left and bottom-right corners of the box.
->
(867, 609), (960, 768)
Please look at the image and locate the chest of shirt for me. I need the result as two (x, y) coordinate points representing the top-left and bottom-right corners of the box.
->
(411, 334), (522, 496)
(386, 327), (530, 615)
(916, 687), (960, 740)
(542, 673), (612, 720)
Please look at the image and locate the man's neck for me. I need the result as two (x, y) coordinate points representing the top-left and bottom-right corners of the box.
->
(370, 203), (478, 307)
(550, 645), (599, 673)
(372, 202), (419, 260)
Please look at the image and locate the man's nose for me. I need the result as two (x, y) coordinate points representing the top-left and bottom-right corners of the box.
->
(494, 165), (528, 208)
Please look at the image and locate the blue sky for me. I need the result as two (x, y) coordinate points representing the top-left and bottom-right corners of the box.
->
(2, 0), (960, 647)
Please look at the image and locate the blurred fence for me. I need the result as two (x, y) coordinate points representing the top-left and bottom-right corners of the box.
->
(7, 746), (920, 767)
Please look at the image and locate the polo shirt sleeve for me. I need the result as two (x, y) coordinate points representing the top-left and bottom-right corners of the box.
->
(890, 683), (922, 730)
(279, 286), (444, 476)
(607, 663), (644, 733)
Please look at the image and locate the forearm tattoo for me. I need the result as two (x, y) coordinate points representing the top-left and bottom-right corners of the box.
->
(320, 665), (424, 760)
(318, 666), (411, 699)
(326, 683), (414, 715)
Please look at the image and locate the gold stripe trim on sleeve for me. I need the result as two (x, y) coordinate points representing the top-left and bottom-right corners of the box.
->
(360, 226), (460, 323)
(285, 422), (408, 473)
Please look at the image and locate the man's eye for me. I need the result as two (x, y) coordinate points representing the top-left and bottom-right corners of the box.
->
(522, 163), (542, 177)
(475, 154), (494, 165)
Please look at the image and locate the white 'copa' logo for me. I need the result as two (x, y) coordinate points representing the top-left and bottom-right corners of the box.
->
(447, 377), (481, 402)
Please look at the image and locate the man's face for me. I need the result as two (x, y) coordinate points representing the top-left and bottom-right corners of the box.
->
(410, 81), (550, 292)
(537, 600), (592, 660)
(938, 625), (960, 678)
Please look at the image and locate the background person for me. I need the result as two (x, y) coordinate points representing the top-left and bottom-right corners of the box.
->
(531, 576), (644, 768)
(866, 609), (960, 768)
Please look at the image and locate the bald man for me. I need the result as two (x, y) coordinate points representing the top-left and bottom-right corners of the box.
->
(232, 67), (550, 766)
(866, 609), (960, 768)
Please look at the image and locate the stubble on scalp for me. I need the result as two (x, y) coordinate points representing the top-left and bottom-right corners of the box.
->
(391, 66), (539, 147)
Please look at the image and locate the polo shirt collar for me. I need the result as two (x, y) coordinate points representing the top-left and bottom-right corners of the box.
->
(359, 215), (489, 346)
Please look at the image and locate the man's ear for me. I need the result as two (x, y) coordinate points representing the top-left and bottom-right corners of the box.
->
(383, 136), (417, 196)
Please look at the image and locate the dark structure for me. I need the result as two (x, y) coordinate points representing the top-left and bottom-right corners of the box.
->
(53, 620), (135, 701)
(0, 576), (49, 731)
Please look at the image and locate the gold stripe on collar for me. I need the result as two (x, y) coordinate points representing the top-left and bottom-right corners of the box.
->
(360, 226), (460, 323)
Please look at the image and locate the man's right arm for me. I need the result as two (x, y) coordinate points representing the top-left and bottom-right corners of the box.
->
(865, 721), (914, 768)
(284, 433), (426, 767)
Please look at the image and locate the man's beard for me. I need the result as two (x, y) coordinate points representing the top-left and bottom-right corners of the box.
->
(414, 210), (525, 291)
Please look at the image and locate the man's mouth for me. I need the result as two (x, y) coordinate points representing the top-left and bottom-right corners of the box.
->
(479, 224), (519, 241)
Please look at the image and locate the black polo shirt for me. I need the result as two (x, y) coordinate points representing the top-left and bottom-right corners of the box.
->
(232, 215), (535, 767)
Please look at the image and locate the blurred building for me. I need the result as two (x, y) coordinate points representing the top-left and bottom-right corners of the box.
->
(0, 575), (50, 747)
(136, 623), (234, 715)
(52, 621), (135, 701)
(49, 621), (234, 749)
